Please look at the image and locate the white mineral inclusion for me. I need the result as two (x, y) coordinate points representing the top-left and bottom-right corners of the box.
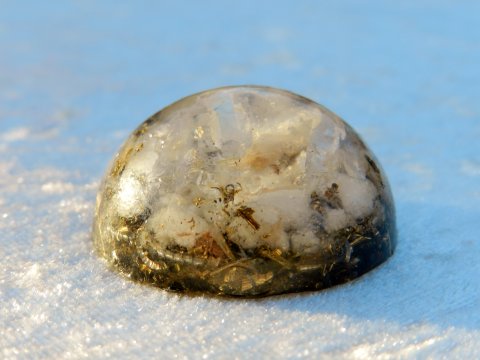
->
(93, 86), (396, 296)
(134, 88), (372, 250)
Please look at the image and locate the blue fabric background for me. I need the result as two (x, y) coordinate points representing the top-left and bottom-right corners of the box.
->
(1, 1), (479, 358)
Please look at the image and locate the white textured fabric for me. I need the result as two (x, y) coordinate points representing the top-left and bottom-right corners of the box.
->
(1, 1), (479, 358)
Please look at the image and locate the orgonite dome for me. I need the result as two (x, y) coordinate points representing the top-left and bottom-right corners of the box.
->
(93, 86), (396, 296)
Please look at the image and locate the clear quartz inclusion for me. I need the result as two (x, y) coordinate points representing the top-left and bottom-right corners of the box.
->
(93, 86), (396, 297)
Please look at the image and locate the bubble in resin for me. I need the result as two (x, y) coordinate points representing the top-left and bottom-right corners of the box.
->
(93, 86), (396, 296)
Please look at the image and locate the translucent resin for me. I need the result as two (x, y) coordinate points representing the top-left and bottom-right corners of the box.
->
(93, 86), (396, 296)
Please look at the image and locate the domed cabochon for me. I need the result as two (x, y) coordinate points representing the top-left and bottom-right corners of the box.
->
(93, 86), (396, 296)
